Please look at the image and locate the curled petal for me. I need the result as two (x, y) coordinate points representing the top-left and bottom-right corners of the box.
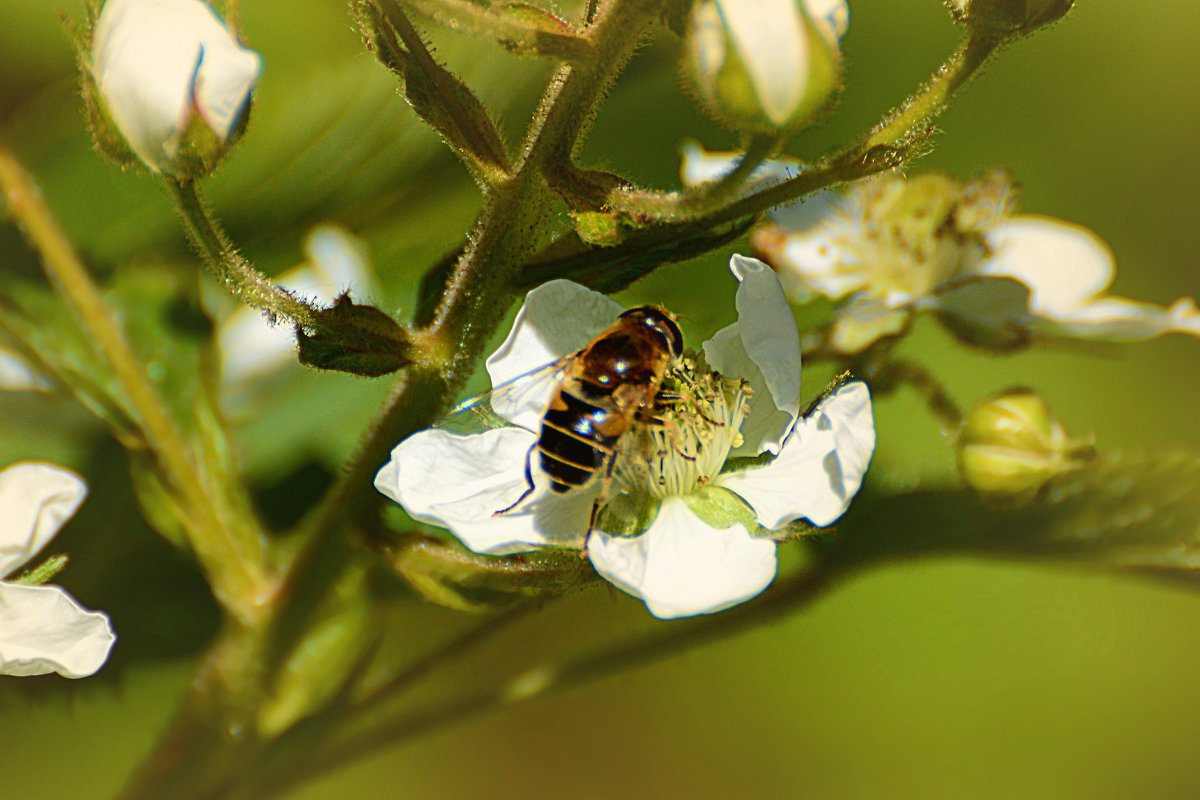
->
(703, 256), (801, 455)
(587, 497), (777, 619)
(93, 0), (260, 170)
(0, 583), (116, 678)
(981, 216), (1115, 316)
(486, 280), (622, 429)
(1036, 296), (1200, 342)
(982, 216), (1200, 341)
(720, 381), (874, 528)
(805, 0), (850, 40)
(0, 463), (87, 579)
(375, 427), (592, 555)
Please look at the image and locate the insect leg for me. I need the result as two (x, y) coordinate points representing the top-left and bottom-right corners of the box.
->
(494, 443), (536, 516)
(586, 451), (621, 535)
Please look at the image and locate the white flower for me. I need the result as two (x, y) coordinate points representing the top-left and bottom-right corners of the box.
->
(219, 224), (378, 392)
(681, 151), (1200, 353)
(92, 0), (261, 173)
(376, 256), (875, 619)
(684, 0), (848, 132)
(0, 463), (116, 678)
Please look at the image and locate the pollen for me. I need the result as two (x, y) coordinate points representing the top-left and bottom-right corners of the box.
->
(614, 354), (751, 499)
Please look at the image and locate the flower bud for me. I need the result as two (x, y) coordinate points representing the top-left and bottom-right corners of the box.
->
(945, 0), (1074, 37)
(684, 0), (847, 134)
(958, 389), (1093, 502)
(87, 0), (261, 178)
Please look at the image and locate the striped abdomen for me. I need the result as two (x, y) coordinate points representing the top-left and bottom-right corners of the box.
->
(537, 383), (624, 493)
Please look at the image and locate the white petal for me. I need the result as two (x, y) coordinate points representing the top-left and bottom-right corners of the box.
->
(702, 256), (801, 456)
(1036, 295), (1200, 342)
(805, 0), (850, 40)
(0, 347), (50, 392)
(716, 0), (810, 126)
(190, 28), (260, 141)
(679, 141), (801, 188)
(587, 497), (776, 619)
(304, 224), (377, 299)
(720, 381), (874, 528)
(679, 142), (815, 228)
(485, 280), (622, 429)
(0, 463), (87, 579)
(982, 216), (1200, 342)
(0, 583), (115, 678)
(375, 427), (592, 555)
(752, 192), (864, 301)
(93, 0), (259, 170)
(980, 216), (1114, 316)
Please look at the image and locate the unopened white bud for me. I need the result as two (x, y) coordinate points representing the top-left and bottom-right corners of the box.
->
(684, 0), (847, 134)
(90, 0), (260, 177)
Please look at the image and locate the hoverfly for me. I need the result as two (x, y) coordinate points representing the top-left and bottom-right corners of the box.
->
(443, 305), (685, 529)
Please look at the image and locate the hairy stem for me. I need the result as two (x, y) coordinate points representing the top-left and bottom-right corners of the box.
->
(170, 179), (320, 329)
(0, 150), (271, 620)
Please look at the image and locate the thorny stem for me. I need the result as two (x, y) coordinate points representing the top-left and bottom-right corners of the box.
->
(0, 150), (272, 620)
(170, 179), (321, 329)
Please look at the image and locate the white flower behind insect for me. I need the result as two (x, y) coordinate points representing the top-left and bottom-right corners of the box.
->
(0, 463), (115, 678)
(684, 0), (848, 133)
(90, 0), (261, 177)
(675, 152), (1200, 354)
(376, 256), (876, 619)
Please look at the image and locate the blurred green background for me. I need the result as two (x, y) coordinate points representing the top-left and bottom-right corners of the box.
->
(2, 0), (1199, 797)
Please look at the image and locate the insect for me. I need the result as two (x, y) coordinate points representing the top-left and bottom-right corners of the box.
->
(445, 305), (685, 528)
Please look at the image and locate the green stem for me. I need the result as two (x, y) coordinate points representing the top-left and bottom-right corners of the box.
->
(170, 179), (320, 328)
(0, 150), (272, 619)
(865, 31), (1006, 152)
(608, 30), (1007, 225)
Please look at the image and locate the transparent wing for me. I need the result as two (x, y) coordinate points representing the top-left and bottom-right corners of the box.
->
(436, 353), (575, 434)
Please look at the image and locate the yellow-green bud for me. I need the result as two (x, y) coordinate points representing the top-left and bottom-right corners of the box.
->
(684, 0), (848, 134)
(958, 389), (1093, 502)
(945, 0), (1074, 37)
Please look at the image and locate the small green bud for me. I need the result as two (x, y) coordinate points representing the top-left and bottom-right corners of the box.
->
(84, 0), (260, 178)
(388, 532), (593, 614)
(958, 389), (1093, 502)
(684, 0), (848, 134)
(296, 294), (415, 377)
(945, 0), (1074, 37)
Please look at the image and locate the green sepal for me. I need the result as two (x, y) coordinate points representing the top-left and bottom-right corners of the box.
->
(683, 486), (758, 532)
(60, 6), (142, 173)
(12, 554), (69, 586)
(596, 490), (661, 537)
(296, 294), (414, 377)
(353, 0), (510, 179)
(573, 211), (623, 247)
(387, 532), (595, 614)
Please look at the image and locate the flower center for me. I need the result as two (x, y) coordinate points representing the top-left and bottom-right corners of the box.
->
(614, 354), (753, 500)
(835, 172), (1012, 303)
